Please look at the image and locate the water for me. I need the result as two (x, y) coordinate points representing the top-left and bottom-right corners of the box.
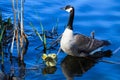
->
(0, 0), (120, 80)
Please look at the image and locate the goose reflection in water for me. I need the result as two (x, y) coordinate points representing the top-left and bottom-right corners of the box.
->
(61, 50), (112, 80)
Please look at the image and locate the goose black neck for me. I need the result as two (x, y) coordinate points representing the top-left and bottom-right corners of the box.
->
(67, 8), (74, 30)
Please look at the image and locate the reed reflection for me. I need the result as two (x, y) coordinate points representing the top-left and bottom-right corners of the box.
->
(0, 58), (26, 80)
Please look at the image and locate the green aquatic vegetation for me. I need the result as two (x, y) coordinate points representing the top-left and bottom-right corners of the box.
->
(0, 12), (13, 64)
(0, 24), (5, 42)
(30, 19), (60, 66)
(0, 12), (4, 64)
(0, 11), (4, 42)
(40, 22), (47, 53)
(30, 18), (60, 54)
(30, 22), (47, 53)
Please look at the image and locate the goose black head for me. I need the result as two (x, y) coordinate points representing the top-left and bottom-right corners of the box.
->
(61, 5), (74, 30)
(61, 5), (74, 13)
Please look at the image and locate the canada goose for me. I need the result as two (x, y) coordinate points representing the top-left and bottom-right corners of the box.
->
(60, 5), (110, 57)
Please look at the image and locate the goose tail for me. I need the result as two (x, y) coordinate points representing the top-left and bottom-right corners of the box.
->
(102, 40), (111, 46)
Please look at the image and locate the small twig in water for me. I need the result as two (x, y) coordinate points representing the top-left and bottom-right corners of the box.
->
(113, 47), (120, 54)
(35, 44), (43, 50)
(50, 34), (62, 46)
(57, 47), (61, 55)
(99, 59), (120, 65)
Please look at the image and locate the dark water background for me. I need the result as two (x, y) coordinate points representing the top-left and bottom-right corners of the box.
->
(0, 0), (120, 80)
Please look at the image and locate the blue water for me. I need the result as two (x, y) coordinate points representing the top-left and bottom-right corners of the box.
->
(0, 0), (120, 80)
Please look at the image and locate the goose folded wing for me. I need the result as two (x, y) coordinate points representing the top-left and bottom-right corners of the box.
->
(74, 34), (106, 53)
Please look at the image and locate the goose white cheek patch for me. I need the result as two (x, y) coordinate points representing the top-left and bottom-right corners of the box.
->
(66, 7), (72, 12)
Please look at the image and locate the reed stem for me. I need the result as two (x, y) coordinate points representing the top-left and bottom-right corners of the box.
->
(11, 0), (16, 54)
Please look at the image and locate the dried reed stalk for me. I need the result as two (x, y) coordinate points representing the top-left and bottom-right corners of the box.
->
(11, 0), (28, 61)
(11, 0), (16, 54)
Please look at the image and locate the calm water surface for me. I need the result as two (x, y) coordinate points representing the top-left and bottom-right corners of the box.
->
(0, 0), (120, 80)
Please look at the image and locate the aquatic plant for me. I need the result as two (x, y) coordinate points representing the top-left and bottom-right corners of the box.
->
(11, 0), (29, 61)
(30, 19), (60, 66)
(30, 22), (47, 53)
(0, 12), (4, 64)
(30, 18), (60, 54)
(0, 11), (13, 64)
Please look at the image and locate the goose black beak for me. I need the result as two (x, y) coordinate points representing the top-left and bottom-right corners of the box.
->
(60, 7), (65, 10)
